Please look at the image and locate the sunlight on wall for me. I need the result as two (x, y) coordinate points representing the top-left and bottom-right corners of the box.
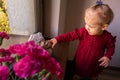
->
(6, 0), (36, 35)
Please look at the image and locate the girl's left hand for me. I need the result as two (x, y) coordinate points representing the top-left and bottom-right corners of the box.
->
(98, 56), (110, 68)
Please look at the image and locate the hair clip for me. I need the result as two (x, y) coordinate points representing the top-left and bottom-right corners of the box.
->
(96, 0), (103, 5)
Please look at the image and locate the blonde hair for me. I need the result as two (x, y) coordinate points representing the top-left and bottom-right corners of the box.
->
(85, 4), (114, 25)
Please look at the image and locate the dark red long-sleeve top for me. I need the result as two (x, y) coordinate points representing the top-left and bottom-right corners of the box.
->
(55, 27), (116, 77)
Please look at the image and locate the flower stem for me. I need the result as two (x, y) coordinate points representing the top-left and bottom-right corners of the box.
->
(45, 72), (51, 79)
(38, 69), (47, 77)
(0, 37), (3, 46)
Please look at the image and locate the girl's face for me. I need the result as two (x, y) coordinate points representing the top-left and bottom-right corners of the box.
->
(85, 11), (107, 36)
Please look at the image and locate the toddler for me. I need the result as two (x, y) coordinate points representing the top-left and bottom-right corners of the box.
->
(48, 1), (116, 80)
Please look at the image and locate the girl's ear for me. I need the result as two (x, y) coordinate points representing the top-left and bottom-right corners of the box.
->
(102, 24), (108, 30)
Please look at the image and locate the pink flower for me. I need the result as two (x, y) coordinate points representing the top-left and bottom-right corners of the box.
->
(0, 66), (9, 80)
(0, 48), (11, 56)
(0, 32), (9, 45)
(9, 41), (42, 56)
(0, 48), (14, 63)
(9, 41), (63, 78)
(13, 55), (43, 78)
(0, 56), (15, 63)
(9, 44), (26, 56)
(44, 57), (63, 77)
(0, 32), (9, 39)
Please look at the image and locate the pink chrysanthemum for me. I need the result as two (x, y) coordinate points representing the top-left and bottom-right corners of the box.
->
(13, 55), (43, 78)
(0, 48), (11, 56)
(0, 32), (9, 39)
(43, 57), (63, 77)
(9, 41), (63, 78)
(0, 56), (15, 63)
(0, 66), (9, 80)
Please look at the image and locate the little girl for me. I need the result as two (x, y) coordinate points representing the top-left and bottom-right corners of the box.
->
(48, 1), (116, 80)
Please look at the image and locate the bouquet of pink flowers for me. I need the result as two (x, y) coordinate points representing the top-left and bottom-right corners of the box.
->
(0, 32), (63, 80)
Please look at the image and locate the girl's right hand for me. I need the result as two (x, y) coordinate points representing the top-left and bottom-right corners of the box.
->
(48, 38), (57, 48)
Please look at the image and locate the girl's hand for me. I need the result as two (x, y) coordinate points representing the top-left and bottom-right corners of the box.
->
(48, 38), (57, 48)
(98, 56), (110, 68)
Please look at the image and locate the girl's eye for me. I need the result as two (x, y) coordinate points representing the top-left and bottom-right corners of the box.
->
(87, 24), (94, 28)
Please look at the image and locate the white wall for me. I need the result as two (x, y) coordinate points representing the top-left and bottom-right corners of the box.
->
(6, 0), (36, 35)
(103, 0), (120, 67)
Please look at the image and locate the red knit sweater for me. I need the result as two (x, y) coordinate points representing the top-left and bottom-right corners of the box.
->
(55, 27), (116, 77)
